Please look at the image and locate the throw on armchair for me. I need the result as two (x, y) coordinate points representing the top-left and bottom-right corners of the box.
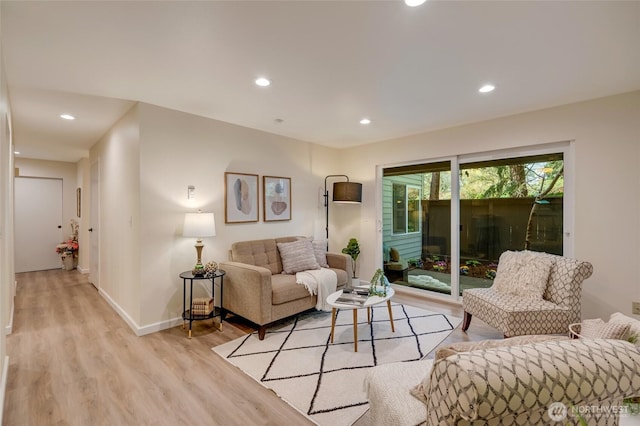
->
(462, 250), (593, 337)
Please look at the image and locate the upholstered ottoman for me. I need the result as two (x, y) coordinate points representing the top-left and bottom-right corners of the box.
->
(364, 359), (433, 426)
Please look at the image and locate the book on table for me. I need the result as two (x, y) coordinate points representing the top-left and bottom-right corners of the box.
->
(335, 291), (368, 307)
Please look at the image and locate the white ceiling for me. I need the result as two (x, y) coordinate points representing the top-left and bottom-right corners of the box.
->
(2, 1), (639, 163)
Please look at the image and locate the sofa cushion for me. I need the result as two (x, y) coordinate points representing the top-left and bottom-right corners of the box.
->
(609, 312), (640, 344)
(271, 273), (313, 305)
(462, 287), (573, 336)
(390, 247), (400, 262)
(231, 239), (281, 274)
(412, 335), (569, 406)
(492, 250), (553, 300)
(579, 318), (630, 340)
(434, 334), (569, 361)
(277, 239), (320, 274)
(328, 267), (348, 288)
(307, 239), (329, 268)
(365, 359), (433, 426)
(425, 338), (640, 424)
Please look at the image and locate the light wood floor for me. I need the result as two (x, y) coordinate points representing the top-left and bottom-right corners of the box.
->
(3, 269), (501, 426)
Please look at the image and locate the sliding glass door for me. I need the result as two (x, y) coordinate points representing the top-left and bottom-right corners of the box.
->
(383, 162), (453, 296)
(381, 144), (568, 299)
(458, 153), (564, 295)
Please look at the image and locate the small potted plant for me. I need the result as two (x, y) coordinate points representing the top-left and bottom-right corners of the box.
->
(342, 238), (360, 283)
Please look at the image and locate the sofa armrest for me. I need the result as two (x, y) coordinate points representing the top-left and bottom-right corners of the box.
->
(326, 252), (352, 278)
(219, 261), (273, 326)
(426, 338), (640, 424)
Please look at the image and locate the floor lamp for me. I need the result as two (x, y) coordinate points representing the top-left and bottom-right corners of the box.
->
(324, 175), (362, 248)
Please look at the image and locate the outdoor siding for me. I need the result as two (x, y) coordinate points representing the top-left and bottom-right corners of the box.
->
(382, 175), (422, 262)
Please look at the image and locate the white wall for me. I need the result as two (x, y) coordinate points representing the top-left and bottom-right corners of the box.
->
(89, 104), (141, 327)
(91, 102), (339, 333)
(0, 21), (13, 422)
(86, 91), (640, 335)
(336, 91), (640, 320)
(76, 158), (90, 273)
(137, 103), (331, 329)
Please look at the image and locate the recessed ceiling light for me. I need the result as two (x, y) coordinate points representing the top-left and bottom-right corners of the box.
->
(478, 84), (495, 93)
(255, 77), (271, 87)
(60, 114), (75, 120)
(360, 118), (371, 125)
(405, 0), (427, 6)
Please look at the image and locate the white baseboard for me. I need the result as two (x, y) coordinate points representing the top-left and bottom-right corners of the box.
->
(0, 355), (9, 426)
(137, 317), (183, 336)
(78, 267), (89, 274)
(5, 280), (16, 335)
(5, 300), (13, 335)
(98, 288), (181, 336)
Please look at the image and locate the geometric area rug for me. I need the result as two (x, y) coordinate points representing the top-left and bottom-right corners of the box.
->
(212, 303), (461, 426)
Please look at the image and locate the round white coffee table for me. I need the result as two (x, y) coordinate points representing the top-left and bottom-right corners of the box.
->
(326, 287), (395, 352)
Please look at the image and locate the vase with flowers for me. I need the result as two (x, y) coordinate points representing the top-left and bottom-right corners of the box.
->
(56, 219), (79, 270)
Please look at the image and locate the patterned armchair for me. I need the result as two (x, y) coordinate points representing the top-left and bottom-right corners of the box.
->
(462, 251), (593, 337)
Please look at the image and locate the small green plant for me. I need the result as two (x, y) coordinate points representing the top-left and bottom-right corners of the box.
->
(342, 238), (360, 278)
(369, 269), (389, 296)
(465, 259), (482, 267)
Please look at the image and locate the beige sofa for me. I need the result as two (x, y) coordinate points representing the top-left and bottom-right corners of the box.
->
(366, 337), (640, 425)
(220, 237), (351, 339)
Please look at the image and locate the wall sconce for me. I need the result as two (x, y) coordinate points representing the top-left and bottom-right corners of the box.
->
(183, 210), (216, 275)
(324, 175), (362, 246)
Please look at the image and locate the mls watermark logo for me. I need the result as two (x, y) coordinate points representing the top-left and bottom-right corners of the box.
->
(548, 401), (636, 422)
(548, 402), (568, 422)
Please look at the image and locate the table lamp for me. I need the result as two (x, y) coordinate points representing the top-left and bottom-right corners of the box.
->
(183, 210), (216, 275)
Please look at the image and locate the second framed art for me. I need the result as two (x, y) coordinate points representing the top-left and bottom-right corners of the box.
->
(225, 172), (259, 223)
(263, 176), (291, 221)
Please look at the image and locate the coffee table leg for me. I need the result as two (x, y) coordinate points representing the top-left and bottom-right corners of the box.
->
(367, 307), (371, 323)
(330, 308), (336, 343)
(387, 300), (395, 332)
(353, 309), (358, 352)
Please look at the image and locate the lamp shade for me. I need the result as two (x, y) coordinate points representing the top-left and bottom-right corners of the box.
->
(183, 212), (216, 238)
(333, 182), (362, 203)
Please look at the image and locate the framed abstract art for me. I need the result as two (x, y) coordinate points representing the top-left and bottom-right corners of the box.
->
(263, 176), (291, 221)
(225, 172), (259, 223)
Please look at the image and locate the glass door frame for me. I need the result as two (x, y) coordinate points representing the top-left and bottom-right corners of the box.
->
(376, 140), (574, 302)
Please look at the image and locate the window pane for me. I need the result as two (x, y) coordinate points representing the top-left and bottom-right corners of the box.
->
(459, 154), (563, 294)
(407, 186), (421, 233)
(392, 183), (406, 234)
(383, 167), (452, 296)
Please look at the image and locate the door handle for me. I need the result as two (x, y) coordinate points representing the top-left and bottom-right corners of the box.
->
(88, 228), (93, 232)
(58, 225), (62, 229)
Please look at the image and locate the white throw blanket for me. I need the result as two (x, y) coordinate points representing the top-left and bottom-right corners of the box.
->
(296, 268), (338, 311)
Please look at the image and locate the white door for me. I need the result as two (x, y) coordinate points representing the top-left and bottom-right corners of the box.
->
(15, 177), (63, 272)
(89, 160), (100, 289)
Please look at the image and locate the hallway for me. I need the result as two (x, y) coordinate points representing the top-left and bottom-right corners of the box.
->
(3, 270), (308, 425)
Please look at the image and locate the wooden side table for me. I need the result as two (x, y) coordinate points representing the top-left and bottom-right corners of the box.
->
(180, 270), (225, 338)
